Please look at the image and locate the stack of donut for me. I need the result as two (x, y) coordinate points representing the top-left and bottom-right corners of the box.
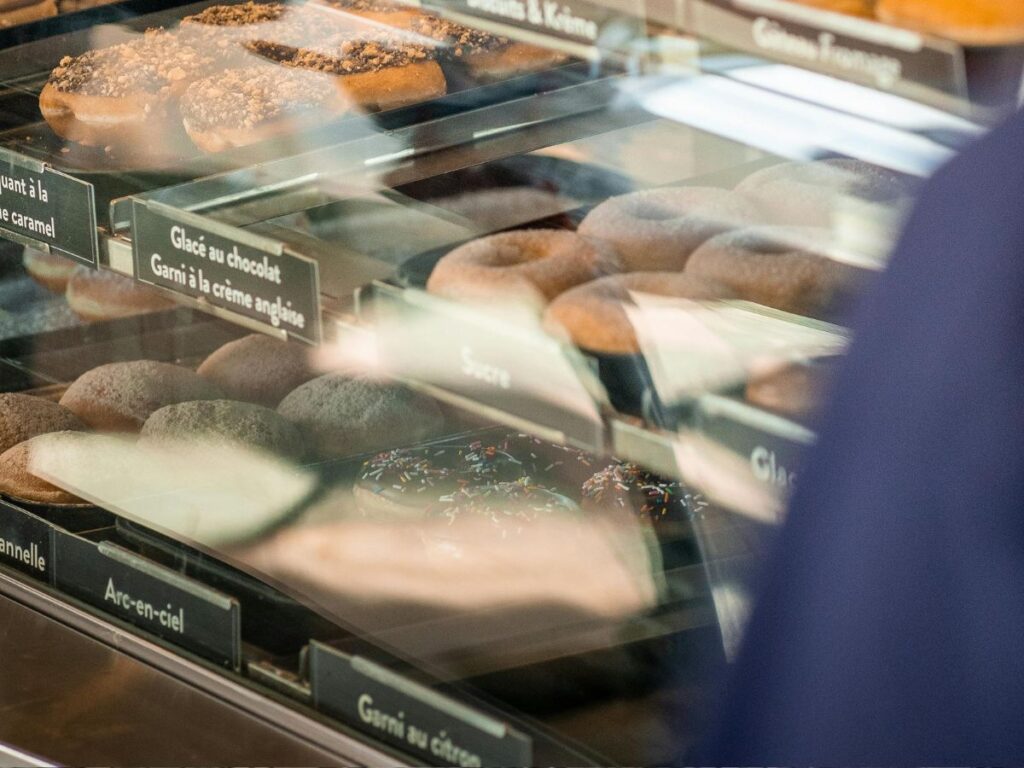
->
(40, 0), (569, 154)
(22, 248), (177, 322)
(424, 158), (907, 383)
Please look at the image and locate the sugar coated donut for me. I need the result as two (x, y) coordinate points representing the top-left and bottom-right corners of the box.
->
(0, 393), (84, 455)
(428, 229), (621, 308)
(141, 399), (304, 458)
(685, 226), (863, 318)
(60, 360), (225, 432)
(877, 0), (1024, 44)
(735, 158), (913, 227)
(65, 266), (176, 322)
(197, 333), (316, 408)
(578, 187), (766, 272)
(0, 432), (86, 506)
(277, 374), (445, 458)
(41, 29), (222, 149)
(22, 247), (78, 293)
(543, 272), (732, 355)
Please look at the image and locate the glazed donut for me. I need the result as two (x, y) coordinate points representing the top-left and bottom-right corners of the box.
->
(876, 0), (1024, 44)
(427, 230), (621, 309)
(685, 226), (863, 318)
(65, 266), (176, 322)
(22, 247), (77, 293)
(277, 374), (445, 458)
(543, 272), (732, 355)
(0, 393), (83, 455)
(40, 29), (222, 150)
(141, 400), (304, 459)
(60, 360), (225, 432)
(582, 462), (692, 527)
(245, 35), (445, 112)
(196, 333), (316, 408)
(407, 15), (567, 80)
(180, 64), (345, 152)
(354, 432), (598, 518)
(0, 0), (56, 28)
(578, 187), (767, 272)
(0, 432), (86, 506)
(735, 158), (913, 227)
(787, 0), (874, 18)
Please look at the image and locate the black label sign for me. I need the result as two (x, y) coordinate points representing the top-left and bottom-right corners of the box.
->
(310, 644), (532, 767)
(54, 533), (241, 668)
(131, 200), (321, 344)
(696, 395), (811, 494)
(436, 0), (642, 47)
(0, 151), (98, 265)
(0, 500), (53, 583)
(372, 285), (605, 450)
(690, 0), (966, 99)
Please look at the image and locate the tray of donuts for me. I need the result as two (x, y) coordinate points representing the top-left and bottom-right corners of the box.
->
(391, 155), (911, 428)
(22, 0), (588, 181)
(687, 0), (1024, 114)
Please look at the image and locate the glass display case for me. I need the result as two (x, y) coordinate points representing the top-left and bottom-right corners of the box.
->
(0, 0), (1009, 764)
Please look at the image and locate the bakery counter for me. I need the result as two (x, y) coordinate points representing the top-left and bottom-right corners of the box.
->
(0, 0), (623, 268)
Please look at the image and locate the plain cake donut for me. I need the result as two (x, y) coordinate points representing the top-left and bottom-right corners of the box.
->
(735, 158), (912, 227)
(60, 360), (225, 432)
(428, 229), (620, 308)
(578, 187), (766, 272)
(141, 399), (304, 459)
(0, 393), (84, 455)
(22, 247), (78, 293)
(685, 226), (863, 318)
(0, 432), (86, 506)
(543, 272), (732, 355)
(65, 265), (176, 322)
(197, 333), (316, 408)
(277, 374), (445, 458)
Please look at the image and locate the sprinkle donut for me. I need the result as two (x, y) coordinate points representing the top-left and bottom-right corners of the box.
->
(427, 229), (620, 308)
(578, 187), (766, 272)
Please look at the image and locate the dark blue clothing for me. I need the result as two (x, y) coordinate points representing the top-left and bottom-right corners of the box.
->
(697, 111), (1024, 764)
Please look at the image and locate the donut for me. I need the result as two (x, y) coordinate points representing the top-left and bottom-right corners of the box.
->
(244, 34), (446, 113)
(0, 393), (84, 455)
(427, 230), (621, 309)
(746, 358), (835, 420)
(787, 0), (874, 18)
(425, 477), (580, 534)
(543, 272), (732, 355)
(582, 462), (692, 527)
(876, 0), (1024, 44)
(65, 265), (176, 322)
(578, 188), (766, 272)
(0, 433), (86, 506)
(407, 15), (567, 79)
(22, 247), (77, 293)
(196, 333), (316, 408)
(685, 226), (863, 318)
(735, 159), (913, 227)
(0, 0), (56, 28)
(354, 433), (598, 518)
(180, 64), (345, 152)
(277, 374), (445, 458)
(40, 29), (222, 150)
(315, 0), (425, 29)
(141, 400), (304, 459)
(428, 188), (579, 231)
(59, 360), (225, 432)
